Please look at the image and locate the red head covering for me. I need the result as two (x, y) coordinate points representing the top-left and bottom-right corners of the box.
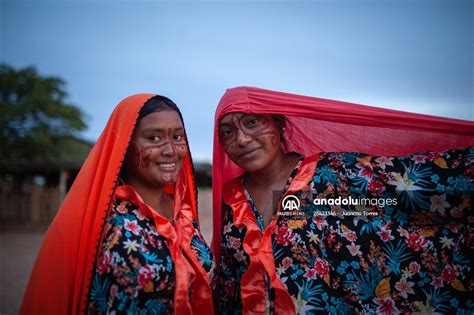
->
(21, 94), (212, 314)
(211, 86), (474, 261)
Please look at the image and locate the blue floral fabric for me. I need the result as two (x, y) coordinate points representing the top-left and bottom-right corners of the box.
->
(87, 198), (216, 314)
(217, 148), (473, 314)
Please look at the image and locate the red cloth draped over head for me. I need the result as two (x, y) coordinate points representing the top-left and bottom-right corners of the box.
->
(211, 86), (474, 262)
(21, 94), (206, 314)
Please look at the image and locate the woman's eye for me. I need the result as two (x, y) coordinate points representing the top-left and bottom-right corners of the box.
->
(173, 134), (183, 141)
(222, 129), (234, 137)
(148, 136), (161, 142)
(246, 118), (259, 127)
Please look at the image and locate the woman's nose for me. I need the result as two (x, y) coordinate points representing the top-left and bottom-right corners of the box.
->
(236, 128), (252, 146)
(161, 141), (176, 156)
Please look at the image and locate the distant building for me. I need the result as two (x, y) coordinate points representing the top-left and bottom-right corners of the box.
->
(0, 137), (93, 225)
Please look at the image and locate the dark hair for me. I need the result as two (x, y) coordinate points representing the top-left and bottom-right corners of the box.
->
(138, 95), (181, 120)
(271, 114), (287, 144)
(271, 114), (286, 128)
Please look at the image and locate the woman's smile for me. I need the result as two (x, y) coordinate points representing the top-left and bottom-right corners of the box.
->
(238, 147), (262, 160)
(156, 161), (178, 171)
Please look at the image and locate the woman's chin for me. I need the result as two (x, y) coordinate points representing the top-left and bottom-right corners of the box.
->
(155, 173), (179, 186)
(238, 159), (267, 173)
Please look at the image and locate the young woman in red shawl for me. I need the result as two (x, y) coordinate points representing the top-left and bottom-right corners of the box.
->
(21, 95), (215, 314)
(212, 86), (474, 314)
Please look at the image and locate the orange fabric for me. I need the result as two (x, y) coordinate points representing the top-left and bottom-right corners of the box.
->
(223, 155), (319, 315)
(21, 94), (211, 314)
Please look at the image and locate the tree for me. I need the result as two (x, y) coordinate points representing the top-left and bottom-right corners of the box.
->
(0, 63), (87, 170)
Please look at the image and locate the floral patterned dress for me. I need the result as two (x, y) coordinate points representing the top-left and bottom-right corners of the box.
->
(217, 148), (473, 314)
(87, 192), (216, 314)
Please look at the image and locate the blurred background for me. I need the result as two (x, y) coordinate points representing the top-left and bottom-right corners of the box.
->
(1, 0), (472, 313)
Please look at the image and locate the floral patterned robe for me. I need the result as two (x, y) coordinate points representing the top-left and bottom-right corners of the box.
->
(87, 192), (216, 314)
(217, 148), (473, 314)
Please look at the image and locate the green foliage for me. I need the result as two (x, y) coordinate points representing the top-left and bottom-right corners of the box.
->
(0, 63), (87, 169)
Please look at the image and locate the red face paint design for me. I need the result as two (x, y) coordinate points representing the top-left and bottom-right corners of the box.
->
(218, 113), (283, 172)
(137, 127), (187, 168)
(219, 114), (277, 146)
(124, 110), (188, 187)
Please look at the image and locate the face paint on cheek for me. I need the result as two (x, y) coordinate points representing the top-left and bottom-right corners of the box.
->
(255, 130), (280, 148)
(174, 144), (187, 155)
(180, 134), (189, 153)
(140, 147), (155, 167)
(223, 142), (239, 161)
(139, 141), (169, 167)
(269, 133), (279, 147)
(129, 141), (144, 168)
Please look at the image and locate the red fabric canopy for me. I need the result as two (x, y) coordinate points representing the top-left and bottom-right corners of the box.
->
(211, 86), (474, 261)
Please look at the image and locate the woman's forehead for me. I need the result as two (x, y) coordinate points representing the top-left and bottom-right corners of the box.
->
(137, 109), (183, 131)
(219, 112), (244, 125)
(219, 112), (270, 125)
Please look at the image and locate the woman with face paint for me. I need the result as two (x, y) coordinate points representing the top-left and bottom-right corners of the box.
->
(212, 87), (474, 314)
(21, 95), (215, 314)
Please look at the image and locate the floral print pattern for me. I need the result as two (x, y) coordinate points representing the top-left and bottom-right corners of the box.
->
(218, 157), (303, 314)
(87, 197), (216, 314)
(217, 148), (473, 314)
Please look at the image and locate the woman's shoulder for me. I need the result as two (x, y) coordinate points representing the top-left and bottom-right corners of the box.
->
(310, 147), (473, 191)
(222, 176), (245, 204)
(108, 198), (152, 228)
(223, 176), (243, 190)
(313, 147), (473, 167)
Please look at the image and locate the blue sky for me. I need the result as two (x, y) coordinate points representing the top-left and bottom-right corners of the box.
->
(1, 0), (472, 162)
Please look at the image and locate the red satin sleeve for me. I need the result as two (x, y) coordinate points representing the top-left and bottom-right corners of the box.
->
(222, 154), (319, 315)
(115, 185), (213, 314)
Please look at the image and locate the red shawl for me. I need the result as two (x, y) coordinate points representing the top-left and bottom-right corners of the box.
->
(21, 94), (212, 314)
(211, 86), (474, 267)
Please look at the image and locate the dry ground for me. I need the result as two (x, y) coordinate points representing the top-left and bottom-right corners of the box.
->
(0, 188), (213, 315)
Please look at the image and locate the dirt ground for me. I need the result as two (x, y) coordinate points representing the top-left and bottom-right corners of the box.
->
(0, 188), (213, 315)
(0, 226), (47, 315)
